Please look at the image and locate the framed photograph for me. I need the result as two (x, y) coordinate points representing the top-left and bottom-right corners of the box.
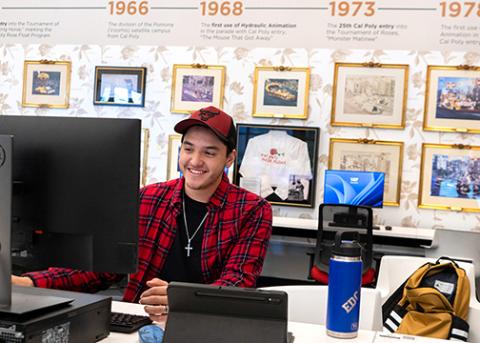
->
(423, 65), (480, 133)
(171, 64), (226, 114)
(234, 124), (320, 207)
(328, 138), (404, 206)
(331, 62), (409, 129)
(419, 143), (480, 212)
(167, 134), (234, 182)
(22, 60), (71, 108)
(94, 66), (147, 107)
(252, 66), (310, 119)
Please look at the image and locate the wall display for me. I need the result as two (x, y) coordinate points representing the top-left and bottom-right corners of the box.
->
(235, 124), (320, 208)
(167, 134), (233, 182)
(94, 66), (147, 107)
(2, 1), (479, 51)
(22, 60), (71, 108)
(252, 66), (310, 119)
(331, 62), (408, 129)
(423, 65), (480, 133)
(419, 143), (480, 212)
(171, 64), (226, 114)
(328, 138), (404, 206)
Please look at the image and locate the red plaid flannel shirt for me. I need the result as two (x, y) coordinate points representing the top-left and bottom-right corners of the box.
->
(25, 174), (272, 302)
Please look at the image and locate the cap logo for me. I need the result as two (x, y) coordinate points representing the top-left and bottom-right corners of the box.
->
(199, 108), (220, 121)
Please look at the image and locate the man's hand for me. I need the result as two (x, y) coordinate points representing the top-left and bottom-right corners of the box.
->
(139, 278), (169, 321)
(11, 275), (34, 287)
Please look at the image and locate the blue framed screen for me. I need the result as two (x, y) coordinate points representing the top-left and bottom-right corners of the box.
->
(324, 170), (385, 208)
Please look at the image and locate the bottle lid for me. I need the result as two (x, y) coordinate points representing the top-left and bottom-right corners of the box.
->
(332, 231), (362, 257)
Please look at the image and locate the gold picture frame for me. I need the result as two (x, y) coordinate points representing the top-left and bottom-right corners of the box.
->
(331, 62), (408, 129)
(167, 134), (182, 181)
(423, 65), (480, 133)
(171, 64), (226, 114)
(140, 128), (150, 187)
(419, 143), (480, 212)
(328, 138), (404, 206)
(252, 66), (310, 119)
(22, 60), (72, 108)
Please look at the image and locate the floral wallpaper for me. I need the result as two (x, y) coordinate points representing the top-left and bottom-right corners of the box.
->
(1, 44), (480, 231)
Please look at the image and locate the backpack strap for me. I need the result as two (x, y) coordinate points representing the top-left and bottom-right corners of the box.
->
(448, 315), (469, 341)
(383, 304), (408, 333)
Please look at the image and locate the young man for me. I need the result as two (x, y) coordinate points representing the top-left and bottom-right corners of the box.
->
(12, 106), (273, 321)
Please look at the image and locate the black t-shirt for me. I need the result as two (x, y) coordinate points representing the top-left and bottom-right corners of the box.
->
(160, 193), (207, 283)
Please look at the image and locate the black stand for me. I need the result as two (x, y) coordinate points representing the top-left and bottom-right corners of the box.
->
(329, 207), (367, 228)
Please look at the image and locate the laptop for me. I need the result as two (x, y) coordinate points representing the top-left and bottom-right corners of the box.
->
(163, 282), (293, 343)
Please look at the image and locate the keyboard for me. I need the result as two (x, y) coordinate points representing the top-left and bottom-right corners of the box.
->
(110, 311), (153, 333)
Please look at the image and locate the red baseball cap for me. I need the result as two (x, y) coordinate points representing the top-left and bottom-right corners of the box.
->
(174, 106), (236, 150)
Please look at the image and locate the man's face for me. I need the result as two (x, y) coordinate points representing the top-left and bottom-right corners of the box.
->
(179, 126), (235, 197)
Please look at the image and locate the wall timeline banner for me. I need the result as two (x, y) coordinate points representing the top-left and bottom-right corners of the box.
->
(0, 0), (479, 50)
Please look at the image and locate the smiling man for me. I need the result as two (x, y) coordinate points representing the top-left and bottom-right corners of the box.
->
(13, 106), (273, 322)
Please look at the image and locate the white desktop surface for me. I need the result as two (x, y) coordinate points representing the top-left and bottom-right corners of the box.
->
(103, 301), (449, 343)
(272, 216), (435, 241)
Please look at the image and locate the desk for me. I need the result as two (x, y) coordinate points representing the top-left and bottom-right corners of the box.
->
(103, 301), (449, 343)
(272, 217), (435, 243)
(262, 217), (435, 282)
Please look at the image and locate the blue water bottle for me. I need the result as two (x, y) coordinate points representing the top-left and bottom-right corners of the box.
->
(326, 231), (363, 338)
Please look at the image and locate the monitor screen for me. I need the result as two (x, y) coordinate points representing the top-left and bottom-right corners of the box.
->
(323, 169), (385, 208)
(0, 115), (140, 274)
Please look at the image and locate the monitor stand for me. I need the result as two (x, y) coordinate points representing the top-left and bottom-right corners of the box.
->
(0, 135), (73, 316)
(328, 206), (367, 228)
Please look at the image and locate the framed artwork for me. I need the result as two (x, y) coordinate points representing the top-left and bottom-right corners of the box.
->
(167, 134), (233, 182)
(328, 138), (404, 206)
(171, 64), (226, 113)
(252, 66), (310, 119)
(423, 65), (480, 133)
(234, 124), (320, 208)
(419, 143), (480, 212)
(94, 66), (147, 107)
(331, 62), (409, 129)
(22, 60), (71, 108)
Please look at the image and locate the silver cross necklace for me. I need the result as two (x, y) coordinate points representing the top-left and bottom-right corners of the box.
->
(182, 194), (208, 257)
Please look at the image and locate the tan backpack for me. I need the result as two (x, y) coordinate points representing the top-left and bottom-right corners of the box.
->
(382, 258), (470, 341)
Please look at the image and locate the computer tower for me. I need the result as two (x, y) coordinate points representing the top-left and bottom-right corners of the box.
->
(0, 286), (111, 343)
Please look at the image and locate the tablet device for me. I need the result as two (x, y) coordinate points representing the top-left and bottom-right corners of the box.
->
(163, 282), (292, 343)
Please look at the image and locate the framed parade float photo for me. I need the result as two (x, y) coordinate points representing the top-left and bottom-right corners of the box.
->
(252, 66), (310, 119)
(419, 143), (480, 212)
(328, 138), (404, 206)
(171, 64), (226, 114)
(167, 134), (234, 182)
(331, 62), (409, 129)
(94, 66), (147, 107)
(22, 60), (72, 108)
(423, 65), (480, 133)
(234, 124), (320, 207)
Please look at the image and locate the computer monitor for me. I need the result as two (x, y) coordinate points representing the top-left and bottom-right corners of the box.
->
(324, 169), (385, 208)
(0, 115), (141, 275)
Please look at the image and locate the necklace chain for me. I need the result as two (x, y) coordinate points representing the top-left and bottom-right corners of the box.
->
(182, 194), (208, 257)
